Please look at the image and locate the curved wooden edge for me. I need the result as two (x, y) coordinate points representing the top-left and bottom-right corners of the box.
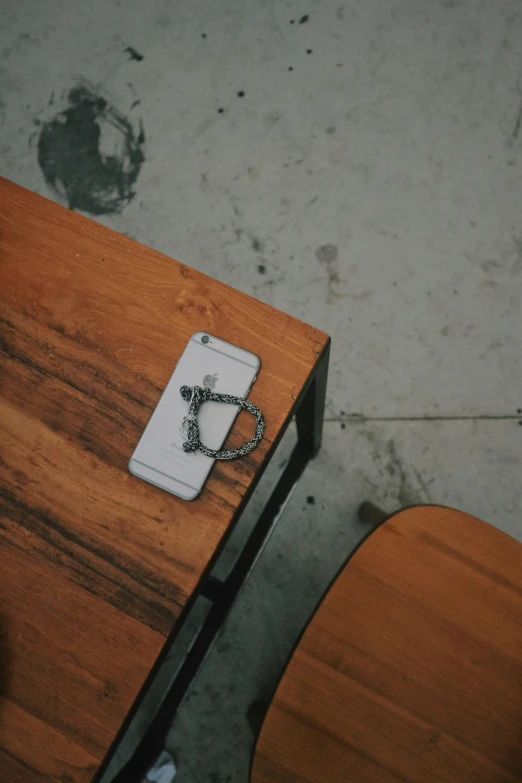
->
(247, 503), (498, 781)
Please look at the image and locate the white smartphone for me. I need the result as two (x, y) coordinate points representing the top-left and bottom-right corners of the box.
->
(129, 332), (260, 500)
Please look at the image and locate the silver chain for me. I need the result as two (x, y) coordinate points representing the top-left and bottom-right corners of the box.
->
(179, 385), (265, 460)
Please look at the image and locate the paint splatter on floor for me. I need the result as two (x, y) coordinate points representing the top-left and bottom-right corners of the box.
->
(37, 83), (145, 215)
(125, 45), (144, 61)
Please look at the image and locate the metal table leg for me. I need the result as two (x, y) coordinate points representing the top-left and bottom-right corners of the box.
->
(296, 342), (329, 457)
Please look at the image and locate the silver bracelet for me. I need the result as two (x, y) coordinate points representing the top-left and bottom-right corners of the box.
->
(179, 385), (265, 460)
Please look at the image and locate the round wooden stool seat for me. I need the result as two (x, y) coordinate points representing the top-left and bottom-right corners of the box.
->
(251, 506), (522, 783)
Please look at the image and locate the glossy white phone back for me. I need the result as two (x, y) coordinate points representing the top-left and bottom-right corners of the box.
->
(129, 332), (260, 499)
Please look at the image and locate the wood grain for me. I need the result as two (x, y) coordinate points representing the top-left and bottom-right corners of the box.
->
(252, 506), (522, 783)
(0, 177), (329, 782)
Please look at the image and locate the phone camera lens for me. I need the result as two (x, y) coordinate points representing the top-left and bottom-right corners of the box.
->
(201, 335), (210, 344)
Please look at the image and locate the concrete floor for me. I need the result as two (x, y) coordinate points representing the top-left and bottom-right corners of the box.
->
(2, 0), (522, 780)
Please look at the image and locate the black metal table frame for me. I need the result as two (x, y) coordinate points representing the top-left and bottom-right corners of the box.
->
(97, 341), (330, 783)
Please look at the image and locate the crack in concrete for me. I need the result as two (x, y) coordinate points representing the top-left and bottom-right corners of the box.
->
(326, 414), (521, 422)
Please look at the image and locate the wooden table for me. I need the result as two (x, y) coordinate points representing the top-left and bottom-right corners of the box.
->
(251, 506), (522, 783)
(0, 177), (330, 783)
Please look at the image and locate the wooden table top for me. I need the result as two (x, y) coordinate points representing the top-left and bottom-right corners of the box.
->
(252, 506), (522, 783)
(0, 177), (329, 783)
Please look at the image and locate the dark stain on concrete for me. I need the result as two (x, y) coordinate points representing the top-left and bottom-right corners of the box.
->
(251, 235), (265, 253)
(359, 431), (432, 507)
(385, 439), (431, 507)
(37, 83), (145, 215)
(315, 244), (338, 266)
(299, 14), (310, 23)
(316, 245), (340, 300)
(125, 45), (144, 62)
